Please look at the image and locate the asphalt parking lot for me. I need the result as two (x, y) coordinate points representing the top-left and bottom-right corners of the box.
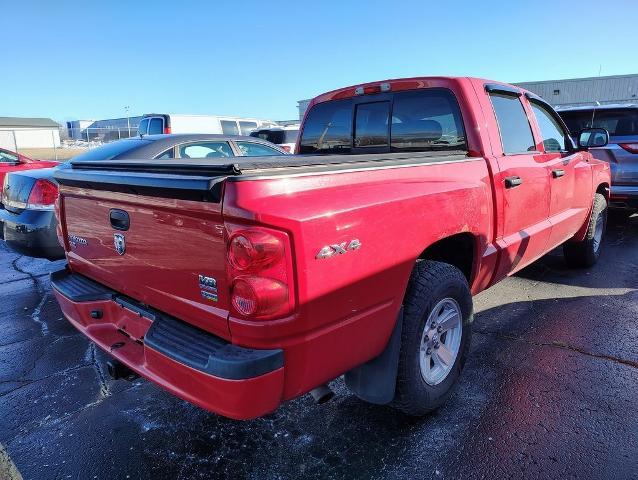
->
(1, 218), (637, 480)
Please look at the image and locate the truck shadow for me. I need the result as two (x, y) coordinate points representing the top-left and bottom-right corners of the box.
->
(173, 287), (637, 479)
(514, 214), (637, 289)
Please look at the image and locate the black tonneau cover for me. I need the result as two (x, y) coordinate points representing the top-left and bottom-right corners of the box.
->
(55, 150), (469, 202)
(68, 150), (467, 173)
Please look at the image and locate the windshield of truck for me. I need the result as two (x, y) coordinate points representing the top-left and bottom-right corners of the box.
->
(559, 108), (638, 137)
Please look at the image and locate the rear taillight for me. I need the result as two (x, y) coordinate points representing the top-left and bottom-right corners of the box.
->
(226, 226), (294, 320)
(619, 143), (638, 154)
(229, 231), (283, 270)
(27, 179), (58, 210)
(231, 276), (288, 317)
(163, 126), (171, 134)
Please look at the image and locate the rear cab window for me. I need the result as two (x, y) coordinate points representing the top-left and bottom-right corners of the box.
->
(354, 102), (390, 148)
(298, 89), (467, 154)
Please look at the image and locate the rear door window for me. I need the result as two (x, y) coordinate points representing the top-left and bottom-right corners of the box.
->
(235, 142), (282, 156)
(298, 99), (353, 154)
(354, 102), (390, 147)
(178, 142), (234, 158)
(391, 89), (466, 151)
(148, 117), (164, 135)
(221, 120), (239, 135)
(558, 108), (638, 137)
(489, 93), (536, 154)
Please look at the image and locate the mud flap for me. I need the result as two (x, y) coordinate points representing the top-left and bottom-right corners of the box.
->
(344, 307), (403, 405)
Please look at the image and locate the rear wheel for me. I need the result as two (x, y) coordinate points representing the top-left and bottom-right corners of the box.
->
(392, 260), (472, 416)
(563, 193), (607, 268)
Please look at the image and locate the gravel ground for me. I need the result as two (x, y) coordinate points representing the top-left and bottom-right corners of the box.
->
(0, 217), (636, 480)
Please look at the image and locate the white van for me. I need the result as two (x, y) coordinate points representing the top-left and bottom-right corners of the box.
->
(138, 114), (278, 136)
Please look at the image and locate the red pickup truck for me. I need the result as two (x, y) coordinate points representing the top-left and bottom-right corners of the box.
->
(51, 77), (611, 420)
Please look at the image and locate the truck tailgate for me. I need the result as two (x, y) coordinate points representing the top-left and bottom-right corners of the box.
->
(55, 167), (231, 338)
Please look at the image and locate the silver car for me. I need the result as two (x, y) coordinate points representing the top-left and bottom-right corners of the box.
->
(559, 104), (638, 215)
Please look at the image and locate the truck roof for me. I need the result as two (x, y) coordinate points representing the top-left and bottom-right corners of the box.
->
(307, 76), (536, 107)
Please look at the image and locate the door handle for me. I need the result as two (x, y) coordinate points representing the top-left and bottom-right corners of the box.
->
(552, 169), (565, 178)
(504, 176), (522, 189)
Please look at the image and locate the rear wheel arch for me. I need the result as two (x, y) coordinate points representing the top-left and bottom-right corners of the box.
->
(416, 233), (477, 285)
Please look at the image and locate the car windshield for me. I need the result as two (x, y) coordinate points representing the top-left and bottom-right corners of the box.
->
(559, 108), (638, 137)
(70, 138), (152, 161)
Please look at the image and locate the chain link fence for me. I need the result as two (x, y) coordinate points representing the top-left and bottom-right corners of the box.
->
(0, 126), (139, 161)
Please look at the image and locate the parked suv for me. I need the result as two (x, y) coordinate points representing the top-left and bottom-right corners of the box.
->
(558, 104), (638, 216)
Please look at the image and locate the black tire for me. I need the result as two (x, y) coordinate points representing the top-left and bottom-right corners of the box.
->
(563, 193), (607, 268)
(391, 260), (473, 416)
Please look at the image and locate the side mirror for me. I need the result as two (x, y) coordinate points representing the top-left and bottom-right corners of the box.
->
(578, 128), (609, 149)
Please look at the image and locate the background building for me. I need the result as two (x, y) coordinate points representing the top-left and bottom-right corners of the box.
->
(516, 74), (638, 108)
(0, 117), (61, 151)
(297, 73), (638, 119)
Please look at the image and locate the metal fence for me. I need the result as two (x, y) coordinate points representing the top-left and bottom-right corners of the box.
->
(0, 126), (139, 161)
(66, 126), (138, 143)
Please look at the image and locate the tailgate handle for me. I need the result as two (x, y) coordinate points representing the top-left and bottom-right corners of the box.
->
(109, 209), (130, 231)
(552, 169), (565, 178)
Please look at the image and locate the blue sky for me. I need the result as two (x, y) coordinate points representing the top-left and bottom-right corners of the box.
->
(3, 0), (637, 122)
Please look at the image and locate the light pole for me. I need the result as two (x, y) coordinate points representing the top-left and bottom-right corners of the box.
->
(125, 106), (131, 137)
